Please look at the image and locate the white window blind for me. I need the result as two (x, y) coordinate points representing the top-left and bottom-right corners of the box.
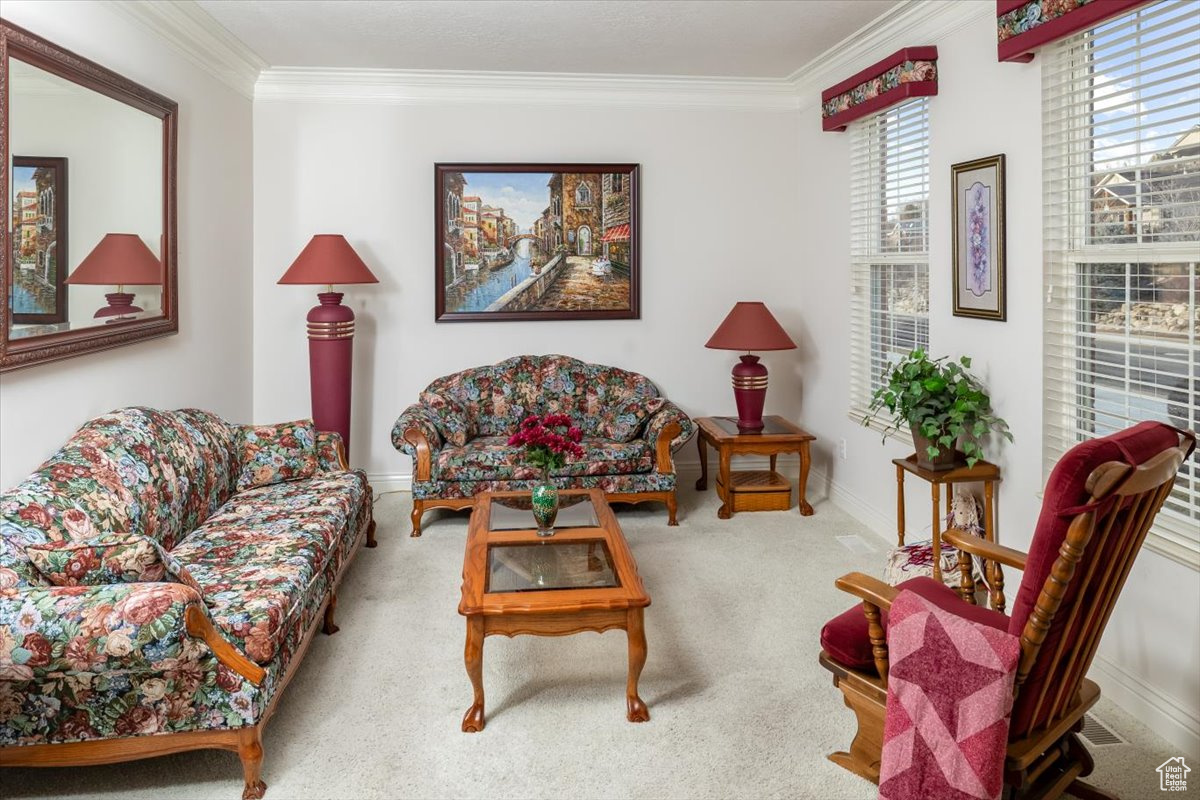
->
(849, 98), (931, 426)
(1043, 0), (1200, 566)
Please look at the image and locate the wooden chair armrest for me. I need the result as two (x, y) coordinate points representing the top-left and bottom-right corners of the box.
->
(185, 605), (266, 685)
(654, 421), (682, 472)
(835, 571), (899, 611)
(943, 528), (1028, 570)
(404, 427), (434, 482)
(834, 572), (897, 682)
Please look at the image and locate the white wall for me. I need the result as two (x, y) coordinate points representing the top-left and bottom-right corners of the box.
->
(796, 8), (1199, 755)
(0, 1), (254, 488)
(251, 100), (802, 477)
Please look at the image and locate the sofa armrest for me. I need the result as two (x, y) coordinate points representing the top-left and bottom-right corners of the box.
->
(392, 404), (444, 482)
(315, 430), (349, 471)
(642, 401), (695, 467)
(0, 582), (264, 685)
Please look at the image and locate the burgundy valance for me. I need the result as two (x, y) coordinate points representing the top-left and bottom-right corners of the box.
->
(821, 47), (938, 132)
(997, 0), (1153, 62)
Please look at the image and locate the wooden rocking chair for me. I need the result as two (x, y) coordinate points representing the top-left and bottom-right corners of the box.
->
(818, 421), (1195, 799)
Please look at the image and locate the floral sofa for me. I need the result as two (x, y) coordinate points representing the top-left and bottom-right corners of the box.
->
(0, 408), (375, 799)
(392, 355), (695, 535)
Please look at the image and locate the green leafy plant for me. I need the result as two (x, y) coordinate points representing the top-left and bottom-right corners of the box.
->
(863, 349), (1013, 467)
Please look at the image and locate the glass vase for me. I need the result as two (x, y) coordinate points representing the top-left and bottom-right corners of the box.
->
(530, 473), (559, 537)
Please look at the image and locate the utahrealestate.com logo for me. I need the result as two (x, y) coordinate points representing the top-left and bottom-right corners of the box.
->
(1158, 757), (1191, 792)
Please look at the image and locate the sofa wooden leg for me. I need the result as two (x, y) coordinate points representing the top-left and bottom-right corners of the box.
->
(322, 594), (340, 635)
(410, 502), (424, 537)
(666, 492), (678, 526)
(365, 519), (377, 548)
(237, 727), (267, 800)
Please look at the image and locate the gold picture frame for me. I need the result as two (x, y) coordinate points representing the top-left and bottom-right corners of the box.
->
(951, 154), (1006, 321)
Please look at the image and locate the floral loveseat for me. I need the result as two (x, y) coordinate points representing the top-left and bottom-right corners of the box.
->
(393, 355), (694, 535)
(0, 408), (374, 799)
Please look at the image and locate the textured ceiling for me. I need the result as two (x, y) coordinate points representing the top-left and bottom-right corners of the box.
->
(196, 0), (900, 78)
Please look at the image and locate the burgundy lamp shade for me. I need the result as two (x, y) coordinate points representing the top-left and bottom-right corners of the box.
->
(705, 301), (797, 352)
(278, 234), (379, 285)
(65, 234), (163, 319)
(705, 302), (796, 433)
(279, 235), (378, 469)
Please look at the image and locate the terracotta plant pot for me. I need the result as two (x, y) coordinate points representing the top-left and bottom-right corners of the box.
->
(911, 426), (960, 471)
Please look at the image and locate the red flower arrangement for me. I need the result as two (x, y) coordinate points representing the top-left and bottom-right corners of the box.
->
(508, 414), (585, 474)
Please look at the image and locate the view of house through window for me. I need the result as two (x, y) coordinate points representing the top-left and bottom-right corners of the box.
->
(849, 97), (930, 420)
(1043, 0), (1199, 558)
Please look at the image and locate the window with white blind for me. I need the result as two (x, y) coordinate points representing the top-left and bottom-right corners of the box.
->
(848, 98), (931, 426)
(1043, 0), (1200, 566)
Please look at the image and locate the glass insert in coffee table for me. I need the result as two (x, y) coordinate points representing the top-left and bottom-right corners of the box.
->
(487, 492), (599, 531)
(486, 539), (620, 593)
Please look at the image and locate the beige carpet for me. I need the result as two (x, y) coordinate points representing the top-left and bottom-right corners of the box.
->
(4, 489), (1188, 799)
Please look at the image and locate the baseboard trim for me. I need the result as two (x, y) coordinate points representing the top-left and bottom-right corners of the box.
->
(1088, 655), (1200, 757)
(806, 466), (894, 547)
(367, 472), (411, 493)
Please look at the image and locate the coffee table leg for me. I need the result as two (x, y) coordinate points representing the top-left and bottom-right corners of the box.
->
(626, 608), (649, 723)
(717, 450), (732, 519)
(461, 616), (485, 732)
(695, 435), (709, 491)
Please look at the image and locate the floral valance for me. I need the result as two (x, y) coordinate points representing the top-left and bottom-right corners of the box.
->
(821, 47), (938, 132)
(997, 0), (1152, 62)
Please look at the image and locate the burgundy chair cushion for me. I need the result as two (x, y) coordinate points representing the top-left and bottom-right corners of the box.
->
(1008, 421), (1180, 732)
(821, 576), (1009, 670)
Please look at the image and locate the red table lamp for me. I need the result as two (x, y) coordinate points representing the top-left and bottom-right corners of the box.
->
(705, 302), (796, 432)
(278, 235), (379, 460)
(65, 233), (162, 320)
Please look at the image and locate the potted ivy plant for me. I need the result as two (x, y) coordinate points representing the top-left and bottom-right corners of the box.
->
(863, 349), (1013, 470)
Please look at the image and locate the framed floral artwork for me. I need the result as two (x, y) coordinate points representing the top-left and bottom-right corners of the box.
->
(952, 154), (1006, 321)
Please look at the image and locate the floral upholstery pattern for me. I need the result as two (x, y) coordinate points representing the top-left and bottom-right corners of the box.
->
(170, 471), (368, 665)
(435, 436), (652, 482)
(0, 407), (372, 750)
(314, 431), (347, 472)
(0, 408), (239, 589)
(235, 420), (318, 491)
(393, 356), (694, 508)
(998, 0), (1093, 44)
(419, 391), (475, 447)
(27, 536), (168, 586)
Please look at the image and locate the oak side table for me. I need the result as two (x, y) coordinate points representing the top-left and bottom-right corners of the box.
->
(695, 416), (816, 519)
(893, 454), (1001, 592)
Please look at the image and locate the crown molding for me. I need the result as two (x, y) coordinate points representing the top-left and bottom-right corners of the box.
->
(788, 0), (993, 110)
(255, 67), (801, 111)
(106, 0), (266, 99)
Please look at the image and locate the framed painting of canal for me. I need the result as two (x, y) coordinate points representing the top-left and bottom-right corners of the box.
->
(951, 154), (1006, 322)
(435, 163), (639, 322)
(10, 156), (68, 325)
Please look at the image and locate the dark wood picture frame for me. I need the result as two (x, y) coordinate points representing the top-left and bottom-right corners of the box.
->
(1, 20), (178, 372)
(951, 154), (1007, 321)
(434, 162), (639, 322)
(10, 155), (67, 324)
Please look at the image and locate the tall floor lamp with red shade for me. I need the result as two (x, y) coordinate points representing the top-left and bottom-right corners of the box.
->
(705, 301), (797, 432)
(278, 235), (379, 460)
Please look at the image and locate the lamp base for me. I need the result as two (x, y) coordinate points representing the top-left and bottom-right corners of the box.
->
(94, 292), (143, 322)
(731, 354), (768, 433)
(307, 292), (355, 460)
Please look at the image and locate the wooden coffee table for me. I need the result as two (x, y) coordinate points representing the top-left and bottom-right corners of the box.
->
(458, 489), (651, 732)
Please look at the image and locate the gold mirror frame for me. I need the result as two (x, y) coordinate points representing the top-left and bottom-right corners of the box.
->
(0, 20), (178, 372)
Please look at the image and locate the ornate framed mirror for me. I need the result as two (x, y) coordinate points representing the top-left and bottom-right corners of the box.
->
(0, 20), (177, 372)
